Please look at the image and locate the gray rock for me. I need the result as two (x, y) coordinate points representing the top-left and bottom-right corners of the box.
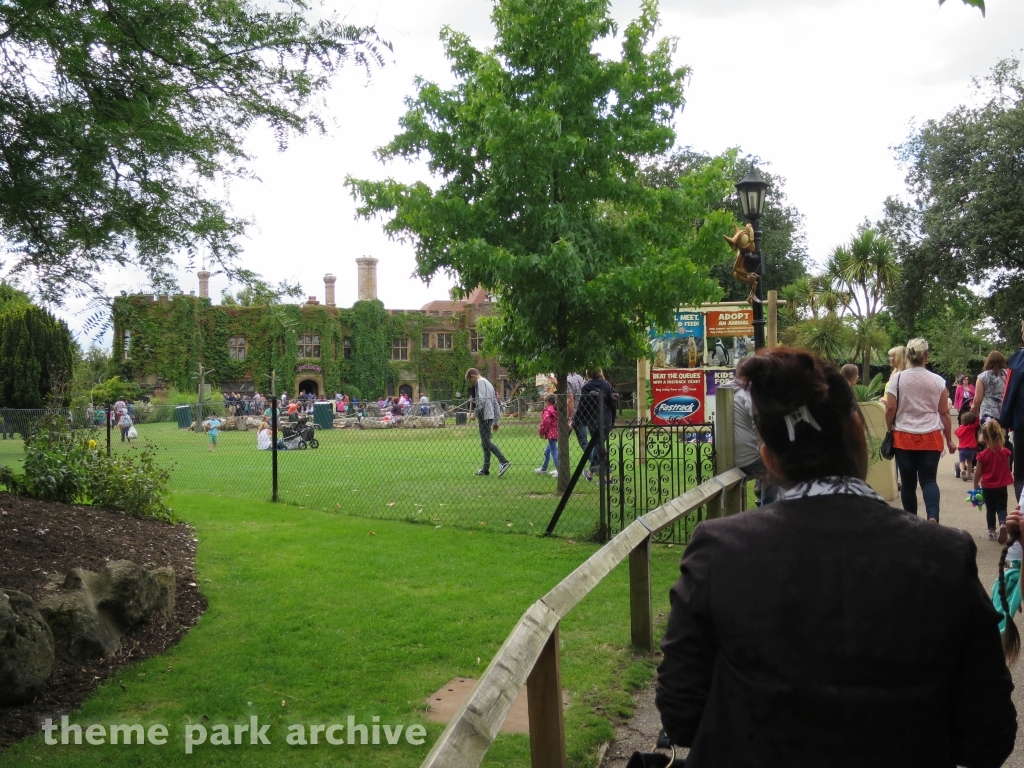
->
(101, 561), (162, 627)
(0, 589), (55, 705)
(151, 567), (175, 617)
(37, 588), (120, 661)
(38, 561), (175, 661)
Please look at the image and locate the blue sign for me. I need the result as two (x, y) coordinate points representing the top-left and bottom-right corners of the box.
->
(650, 311), (704, 340)
(653, 396), (702, 422)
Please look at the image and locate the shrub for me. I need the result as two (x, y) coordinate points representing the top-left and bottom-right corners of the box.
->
(0, 413), (175, 521)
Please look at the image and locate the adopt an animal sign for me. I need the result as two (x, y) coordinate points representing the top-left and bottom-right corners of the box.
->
(650, 368), (705, 426)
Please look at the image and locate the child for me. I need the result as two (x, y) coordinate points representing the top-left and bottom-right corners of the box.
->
(204, 412), (222, 453)
(955, 411), (979, 482)
(535, 394), (559, 478)
(118, 410), (133, 443)
(975, 419), (1014, 541)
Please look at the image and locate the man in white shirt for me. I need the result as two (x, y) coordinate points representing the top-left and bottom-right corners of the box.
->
(466, 367), (511, 476)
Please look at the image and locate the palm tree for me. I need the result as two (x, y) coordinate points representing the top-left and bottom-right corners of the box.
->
(828, 229), (900, 382)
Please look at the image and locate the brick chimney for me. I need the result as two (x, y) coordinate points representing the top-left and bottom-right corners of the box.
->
(356, 257), (378, 301)
(198, 269), (210, 298)
(324, 273), (337, 307)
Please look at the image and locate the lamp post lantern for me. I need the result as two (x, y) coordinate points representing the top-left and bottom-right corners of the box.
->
(735, 167), (769, 350)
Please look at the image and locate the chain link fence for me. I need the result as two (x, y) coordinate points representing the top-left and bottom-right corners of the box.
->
(0, 397), (718, 542)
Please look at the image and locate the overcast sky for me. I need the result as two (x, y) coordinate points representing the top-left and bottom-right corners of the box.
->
(39, 0), (1024, 345)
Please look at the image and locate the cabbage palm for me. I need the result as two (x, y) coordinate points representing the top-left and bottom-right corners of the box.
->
(827, 229), (900, 382)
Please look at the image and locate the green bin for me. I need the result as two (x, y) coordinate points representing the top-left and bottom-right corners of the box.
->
(174, 405), (194, 429)
(313, 402), (334, 430)
(455, 411), (468, 426)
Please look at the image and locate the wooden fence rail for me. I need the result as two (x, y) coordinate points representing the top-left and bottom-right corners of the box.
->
(419, 464), (747, 768)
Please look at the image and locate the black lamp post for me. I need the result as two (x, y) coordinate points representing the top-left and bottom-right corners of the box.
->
(735, 167), (769, 350)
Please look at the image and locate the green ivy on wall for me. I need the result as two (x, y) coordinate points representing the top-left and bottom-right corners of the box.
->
(111, 296), (489, 401)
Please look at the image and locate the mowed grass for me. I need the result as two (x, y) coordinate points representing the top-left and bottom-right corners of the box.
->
(0, 492), (687, 768)
(0, 420), (606, 539)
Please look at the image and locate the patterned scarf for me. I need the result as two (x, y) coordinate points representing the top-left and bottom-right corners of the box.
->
(777, 476), (885, 504)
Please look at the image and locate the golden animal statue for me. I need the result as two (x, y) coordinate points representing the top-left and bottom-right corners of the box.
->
(725, 224), (761, 304)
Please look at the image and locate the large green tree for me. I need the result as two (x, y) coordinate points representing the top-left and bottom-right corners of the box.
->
(642, 148), (809, 300)
(0, 0), (388, 302)
(897, 57), (1024, 344)
(348, 0), (732, 380)
(0, 294), (75, 408)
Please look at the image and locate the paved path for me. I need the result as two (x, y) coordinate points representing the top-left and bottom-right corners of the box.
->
(601, 452), (1024, 766)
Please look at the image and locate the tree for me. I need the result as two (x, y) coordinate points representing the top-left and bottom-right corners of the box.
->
(0, 0), (388, 303)
(221, 278), (304, 307)
(0, 300), (74, 408)
(91, 376), (141, 406)
(349, 0), (732, 377)
(348, 0), (733, 486)
(72, 345), (114, 403)
(897, 57), (1024, 343)
(642, 148), (809, 299)
(830, 228), (900, 382)
(939, 0), (985, 14)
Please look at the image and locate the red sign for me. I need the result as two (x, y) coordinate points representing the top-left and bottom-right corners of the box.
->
(650, 369), (705, 425)
(706, 309), (754, 338)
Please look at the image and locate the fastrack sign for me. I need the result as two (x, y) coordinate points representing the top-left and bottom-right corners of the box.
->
(650, 368), (705, 425)
(705, 309), (754, 338)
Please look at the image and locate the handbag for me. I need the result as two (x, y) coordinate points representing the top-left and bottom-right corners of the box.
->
(127, 426), (138, 440)
(626, 729), (680, 768)
(880, 375), (899, 460)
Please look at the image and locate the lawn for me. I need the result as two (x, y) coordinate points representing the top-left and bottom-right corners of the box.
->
(0, 492), (687, 768)
(0, 420), (713, 541)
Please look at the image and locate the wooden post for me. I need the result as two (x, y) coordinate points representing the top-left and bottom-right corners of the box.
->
(629, 535), (654, 652)
(636, 358), (650, 421)
(714, 387), (743, 517)
(767, 290), (779, 349)
(527, 624), (567, 768)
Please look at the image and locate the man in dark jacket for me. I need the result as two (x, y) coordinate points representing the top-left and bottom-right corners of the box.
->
(998, 319), (1024, 498)
(577, 370), (616, 482)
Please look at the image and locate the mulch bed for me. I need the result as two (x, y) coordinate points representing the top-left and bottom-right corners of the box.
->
(0, 492), (207, 750)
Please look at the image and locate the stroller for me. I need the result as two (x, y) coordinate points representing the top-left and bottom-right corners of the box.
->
(280, 415), (319, 450)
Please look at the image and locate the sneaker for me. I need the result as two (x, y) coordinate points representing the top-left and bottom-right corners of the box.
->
(476, 469), (489, 476)
(583, 469), (593, 482)
(549, 470), (558, 478)
(498, 461), (511, 477)
(535, 467), (546, 474)
(999, 524), (1009, 544)
(989, 530), (998, 540)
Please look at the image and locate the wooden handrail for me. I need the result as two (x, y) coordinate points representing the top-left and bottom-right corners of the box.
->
(418, 466), (747, 768)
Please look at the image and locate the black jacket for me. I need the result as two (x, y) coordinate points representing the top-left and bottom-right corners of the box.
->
(998, 347), (1024, 432)
(578, 378), (615, 429)
(656, 494), (1016, 768)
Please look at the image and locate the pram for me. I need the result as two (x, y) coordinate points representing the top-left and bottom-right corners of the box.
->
(280, 416), (319, 449)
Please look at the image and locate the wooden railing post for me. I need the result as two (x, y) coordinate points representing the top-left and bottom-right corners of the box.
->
(714, 387), (743, 517)
(527, 624), (567, 768)
(629, 533), (654, 652)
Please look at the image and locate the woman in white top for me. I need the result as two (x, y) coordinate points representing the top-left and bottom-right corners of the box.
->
(256, 422), (273, 450)
(885, 338), (955, 522)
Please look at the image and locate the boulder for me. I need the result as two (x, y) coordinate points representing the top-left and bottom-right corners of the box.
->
(36, 588), (120, 661)
(38, 561), (174, 661)
(101, 561), (163, 627)
(358, 418), (395, 429)
(151, 567), (176, 617)
(403, 415), (446, 429)
(0, 590), (55, 705)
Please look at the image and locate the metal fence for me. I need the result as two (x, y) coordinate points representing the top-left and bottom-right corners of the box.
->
(0, 398), (714, 543)
(605, 421), (716, 544)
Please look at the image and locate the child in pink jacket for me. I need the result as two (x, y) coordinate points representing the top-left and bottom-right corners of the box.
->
(535, 394), (559, 477)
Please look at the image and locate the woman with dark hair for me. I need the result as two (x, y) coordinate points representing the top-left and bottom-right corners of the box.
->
(656, 347), (1015, 767)
(973, 350), (1008, 423)
(885, 338), (955, 522)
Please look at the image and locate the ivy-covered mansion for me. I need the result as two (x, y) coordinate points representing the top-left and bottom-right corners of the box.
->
(110, 258), (505, 402)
